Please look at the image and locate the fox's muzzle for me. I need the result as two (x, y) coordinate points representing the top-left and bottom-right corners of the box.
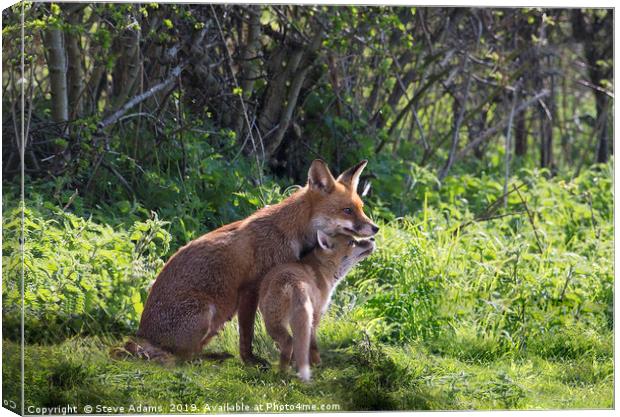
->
(354, 238), (376, 258)
(352, 221), (379, 237)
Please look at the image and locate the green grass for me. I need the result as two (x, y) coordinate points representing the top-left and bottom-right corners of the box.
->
(2, 315), (612, 413)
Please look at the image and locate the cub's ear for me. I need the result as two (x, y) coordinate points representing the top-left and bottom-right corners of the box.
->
(307, 159), (336, 193)
(337, 160), (368, 192)
(316, 230), (334, 250)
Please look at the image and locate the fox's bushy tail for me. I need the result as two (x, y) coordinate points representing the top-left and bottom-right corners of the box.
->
(110, 338), (176, 366)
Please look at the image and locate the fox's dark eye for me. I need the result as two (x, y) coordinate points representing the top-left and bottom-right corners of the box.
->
(343, 207), (353, 215)
(348, 240), (356, 247)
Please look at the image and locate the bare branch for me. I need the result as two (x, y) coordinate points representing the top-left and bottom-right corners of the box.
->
(456, 90), (550, 161)
(98, 64), (184, 130)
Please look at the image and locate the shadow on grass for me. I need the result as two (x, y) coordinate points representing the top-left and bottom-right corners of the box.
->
(3, 325), (613, 413)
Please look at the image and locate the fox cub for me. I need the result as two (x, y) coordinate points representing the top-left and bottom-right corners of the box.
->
(259, 231), (375, 381)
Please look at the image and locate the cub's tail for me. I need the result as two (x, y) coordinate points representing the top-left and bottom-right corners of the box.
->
(110, 338), (175, 366)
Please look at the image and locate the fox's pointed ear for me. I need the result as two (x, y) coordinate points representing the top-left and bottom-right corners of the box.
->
(337, 160), (368, 191)
(316, 230), (333, 250)
(307, 159), (336, 193)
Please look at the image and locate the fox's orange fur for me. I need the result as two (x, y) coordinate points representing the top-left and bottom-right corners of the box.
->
(133, 160), (378, 363)
(259, 232), (375, 381)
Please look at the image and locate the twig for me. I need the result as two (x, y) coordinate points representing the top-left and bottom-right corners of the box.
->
(118, 112), (159, 124)
(454, 182), (527, 235)
(456, 89), (550, 161)
(481, 182), (527, 219)
(504, 86), (519, 207)
(418, 10), (434, 54)
(98, 64), (185, 130)
(438, 61), (474, 181)
(585, 192), (600, 239)
(558, 266), (573, 302)
(102, 161), (134, 196)
(83, 153), (105, 194)
(574, 78), (613, 99)
(300, 141), (327, 160)
(538, 97), (552, 121)
(62, 189), (79, 211)
(460, 210), (525, 230)
(24, 62), (35, 151)
(513, 184), (544, 254)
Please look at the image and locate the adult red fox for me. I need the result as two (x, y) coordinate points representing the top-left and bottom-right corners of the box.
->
(128, 160), (379, 364)
(259, 232), (375, 381)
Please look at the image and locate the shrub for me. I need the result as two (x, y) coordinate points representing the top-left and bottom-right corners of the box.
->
(343, 162), (613, 357)
(2, 200), (171, 342)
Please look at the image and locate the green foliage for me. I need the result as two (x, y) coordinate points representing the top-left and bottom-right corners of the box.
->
(342, 162), (612, 361)
(2, 195), (171, 342)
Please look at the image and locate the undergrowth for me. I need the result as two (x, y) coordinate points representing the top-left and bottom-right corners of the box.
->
(1, 160), (613, 411)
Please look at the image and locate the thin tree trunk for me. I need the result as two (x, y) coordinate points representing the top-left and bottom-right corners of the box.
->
(267, 56), (313, 156)
(539, 103), (553, 169)
(539, 58), (555, 170)
(44, 28), (69, 123)
(257, 46), (303, 151)
(438, 59), (473, 181)
(438, 14), (481, 181)
(258, 29), (322, 158)
(366, 55), (384, 116)
(595, 93), (610, 163)
(86, 65), (106, 114)
(536, 21), (554, 169)
(468, 109), (488, 159)
(571, 9), (612, 163)
(504, 89), (518, 207)
(111, 24), (141, 111)
(234, 7), (262, 137)
(66, 12), (84, 119)
(514, 110), (527, 156)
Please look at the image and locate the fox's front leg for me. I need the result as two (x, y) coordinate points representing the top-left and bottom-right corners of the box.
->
(238, 285), (269, 367)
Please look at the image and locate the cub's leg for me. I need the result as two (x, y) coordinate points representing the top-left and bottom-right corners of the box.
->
(290, 297), (313, 382)
(309, 324), (321, 366)
(264, 319), (294, 372)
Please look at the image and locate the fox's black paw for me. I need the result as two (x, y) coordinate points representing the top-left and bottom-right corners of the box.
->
(241, 354), (271, 370)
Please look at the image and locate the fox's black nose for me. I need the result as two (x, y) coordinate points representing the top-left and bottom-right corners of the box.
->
(371, 225), (380, 234)
(369, 237), (375, 241)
